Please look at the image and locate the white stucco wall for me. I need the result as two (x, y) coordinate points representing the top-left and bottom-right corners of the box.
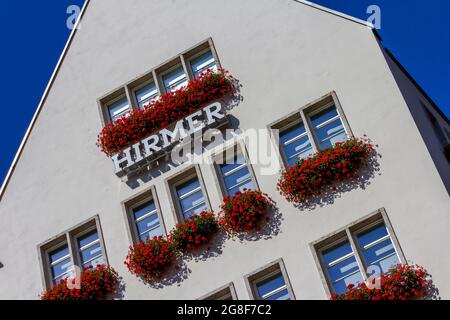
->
(0, 0), (449, 300)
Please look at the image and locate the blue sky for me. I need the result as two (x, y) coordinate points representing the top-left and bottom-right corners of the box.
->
(1, 0), (449, 188)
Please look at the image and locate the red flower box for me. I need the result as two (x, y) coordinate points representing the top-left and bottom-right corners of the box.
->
(218, 189), (272, 235)
(331, 264), (429, 300)
(125, 236), (176, 283)
(41, 265), (120, 300)
(277, 137), (374, 205)
(97, 69), (236, 156)
(169, 211), (218, 253)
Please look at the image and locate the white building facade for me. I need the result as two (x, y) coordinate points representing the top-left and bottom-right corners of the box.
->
(0, 0), (449, 300)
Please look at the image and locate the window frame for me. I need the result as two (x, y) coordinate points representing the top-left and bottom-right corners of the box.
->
(244, 258), (295, 300)
(269, 92), (353, 169)
(131, 78), (160, 110)
(121, 185), (167, 245)
(187, 47), (219, 79)
(198, 282), (238, 300)
(310, 208), (406, 297)
(37, 215), (108, 290)
(158, 58), (189, 95)
(74, 224), (105, 269)
(97, 38), (221, 126)
(98, 88), (131, 125)
(211, 142), (259, 200)
(165, 165), (211, 224)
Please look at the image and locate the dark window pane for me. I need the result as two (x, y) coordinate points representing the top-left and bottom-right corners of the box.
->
(310, 106), (339, 128)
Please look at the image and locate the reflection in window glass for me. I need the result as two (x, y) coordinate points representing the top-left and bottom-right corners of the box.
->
(77, 230), (105, 268)
(49, 245), (73, 285)
(321, 241), (364, 295)
(256, 273), (290, 300)
(310, 106), (347, 149)
(107, 98), (130, 122)
(279, 121), (313, 166)
(132, 200), (163, 242)
(135, 83), (158, 108)
(176, 177), (207, 219)
(356, 224), (400, 275)
(190, 51), (217, 78)
(163, 67), (187, 93)
(219, 154), (254, 196)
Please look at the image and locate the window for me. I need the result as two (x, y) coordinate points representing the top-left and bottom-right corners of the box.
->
(273, 94), (350, 166)
(168, 167), (210, 223)
(107, 97), (130, 122)
(219, 153), (255, 196)
(135, 82), (159, 109)
(199, 283), (237, 300)
(39, 217), (107, 288)
(123, 186), (166, 244)
(98, 38), (220, 125)
(255, 272), (291, 300)
(312, 209), (403, 296)
(310, 106), (347, 150)
(175, 177), (208, 220)
(245, 259), (295, 300)
(279, 121), (314, 166)
(162, 66), (188, 93)
(77, 229), (105, 269)
(355, 223), (400, 275)
(132, 199), (163, 242)
(190, 50), (217, 78)
(48, 245), (72, 285)
(321, 241), (364, 295)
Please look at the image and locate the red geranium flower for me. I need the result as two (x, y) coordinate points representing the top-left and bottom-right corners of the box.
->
(330, 264), (429, 300)
(218, 189), (272, 235)
(97, 69), (236, 156)
(40, 265), (120, 300)
(169, 211), (218, 253)
(277, 137), (374, 205)
(124, 236), (176, 283)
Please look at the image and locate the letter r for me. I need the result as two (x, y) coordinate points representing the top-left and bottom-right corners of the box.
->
(204, 102), (225, 125)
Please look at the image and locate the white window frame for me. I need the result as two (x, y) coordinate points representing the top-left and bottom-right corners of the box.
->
(131, 200), (161, 242)
(187, 48), (218, 79)
(46, 243), (73, 286)
(106, 95), (131, 123)
(166, 165), (211, 224)
(315, 236), (366, 296)
(133, 80), (159, 109)
(97, 38), (221, 127)
(211, 142), (259, 200)
(198, 282), (238, 300)
(160, 64), (188, 94)
(121, 185), (167, 245)
(75, 226), (105, 268)
(244, 258), (295, 300)
(310, 208), (406, 297)
(38, 216), (108, 289)
(175, 177), (207, 220)
(269, 92), (353, 169)
(306, 101), (349, 151)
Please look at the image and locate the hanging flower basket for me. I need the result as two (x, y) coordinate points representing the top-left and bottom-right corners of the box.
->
(218, 189), (273, 235)
(169, 211), (219, 253)
(124, 236), (176, 283)
(97, 69), (236, 156)
(41, 265), (120, 300)
(277, 137), (374, 205)
(331, 264), (430, 300)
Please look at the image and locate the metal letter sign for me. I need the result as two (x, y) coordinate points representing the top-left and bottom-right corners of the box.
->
(111, 102), (226, 177)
